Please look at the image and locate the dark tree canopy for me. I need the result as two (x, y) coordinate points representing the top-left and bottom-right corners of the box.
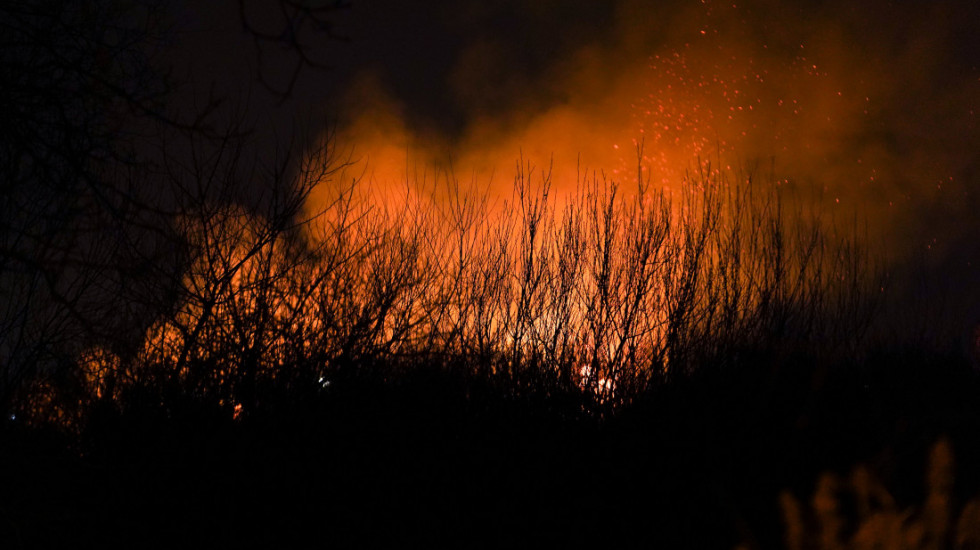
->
(0, 0), (345, 412)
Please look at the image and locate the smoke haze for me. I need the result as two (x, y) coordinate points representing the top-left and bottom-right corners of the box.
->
(286, 0), (979, 338)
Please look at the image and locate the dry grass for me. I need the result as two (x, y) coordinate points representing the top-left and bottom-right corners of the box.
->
(780, 438), (980, 550)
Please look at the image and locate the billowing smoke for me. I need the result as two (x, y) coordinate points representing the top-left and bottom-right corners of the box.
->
(313, 0), (979, 336)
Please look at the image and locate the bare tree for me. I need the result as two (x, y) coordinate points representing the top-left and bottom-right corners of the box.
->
(0, 0), (348, 421)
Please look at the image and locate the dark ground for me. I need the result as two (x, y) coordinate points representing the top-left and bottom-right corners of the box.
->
(2, 349), (979, 549)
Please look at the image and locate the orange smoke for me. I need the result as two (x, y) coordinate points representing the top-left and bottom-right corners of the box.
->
(309, 0), (978, 268)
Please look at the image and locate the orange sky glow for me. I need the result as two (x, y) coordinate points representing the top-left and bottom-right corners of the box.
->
(306, 0), (978, 269)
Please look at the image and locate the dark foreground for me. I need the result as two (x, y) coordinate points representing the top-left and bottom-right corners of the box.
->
(2, 350), (980, 549)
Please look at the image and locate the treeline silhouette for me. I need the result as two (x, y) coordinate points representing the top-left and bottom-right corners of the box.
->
(3, 2), (980, 548)
(8, 143), (880, 424)
(5, 149), (980, 547)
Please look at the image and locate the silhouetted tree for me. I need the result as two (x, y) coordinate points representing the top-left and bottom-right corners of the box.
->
(0, 0), (347, 420)
(0, 0), (173, 413)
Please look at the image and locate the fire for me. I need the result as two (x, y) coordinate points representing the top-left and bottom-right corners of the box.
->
(290, 23), (879, 403)
(37, 0), (974, 422)
(309, 0), (980, 268)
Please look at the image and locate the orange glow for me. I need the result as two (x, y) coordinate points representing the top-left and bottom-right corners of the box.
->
(131, 206), (329, 407)
(314, 23), (844, 195)
(307, 0), (978, 269)
(42, 0), (973, 420)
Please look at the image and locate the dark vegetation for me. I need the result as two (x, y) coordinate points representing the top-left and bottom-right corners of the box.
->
(2, 2), (980, 548)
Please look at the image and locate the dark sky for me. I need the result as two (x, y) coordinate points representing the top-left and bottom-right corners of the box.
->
(171, 0), (980, 335)
(172, 1), (979, 156)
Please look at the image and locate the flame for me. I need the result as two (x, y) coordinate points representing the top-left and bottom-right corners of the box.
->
(41, 0), (976, 420)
